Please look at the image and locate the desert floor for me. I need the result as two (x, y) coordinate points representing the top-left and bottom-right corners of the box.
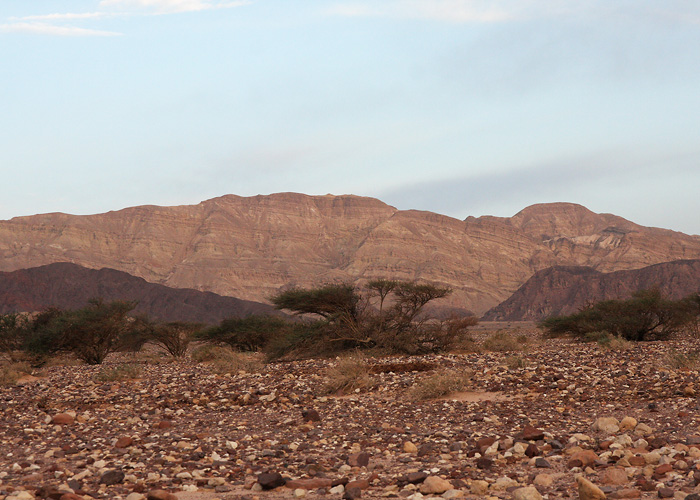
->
(1, 325), (700, 500)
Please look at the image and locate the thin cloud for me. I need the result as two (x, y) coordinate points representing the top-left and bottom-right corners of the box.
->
(98, 0), (251, 14)
(327, 0), (700, 25)
(13, 12), (112, 22)
(2, 0), (251, 37)
(327, 1), (514, 23)
(0, 22), (121, 36)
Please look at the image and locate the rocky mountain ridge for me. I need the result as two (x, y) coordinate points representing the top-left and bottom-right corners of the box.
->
(1, 193), (699, 315)
(484, 259), (700, 321)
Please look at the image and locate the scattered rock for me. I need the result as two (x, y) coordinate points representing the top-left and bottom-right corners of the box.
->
(512, 486), (543, 500)
(99, 469), (125, 485)
(258, 472), (286, 490)
(51, 413), (74, 425)
(420, 476), (453, 494)
(576, 476), (606, 500)
(592, 417), (620, 435)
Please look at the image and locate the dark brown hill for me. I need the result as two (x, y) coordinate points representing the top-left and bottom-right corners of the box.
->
(483, 259), (700, 321)
(0, 262), (281, 324)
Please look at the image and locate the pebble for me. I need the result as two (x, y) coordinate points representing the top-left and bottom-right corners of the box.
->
(577, 476), (606, 500)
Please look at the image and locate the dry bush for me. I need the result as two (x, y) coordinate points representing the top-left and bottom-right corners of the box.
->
(95, 363), (141, 382)
(210, 352), (263, 375)
(408, 369), (474, 401)
(0, 362), (31, 386)
(191, 344), (232, 362)
(369, 360), (436, 374)
(192, 345), (262, 374)
(482, 331), (527, 352)
(321, 354), (375, 395)
(504, 355), (527, 369)
(42, 354), (84, 367)
(665, 348), (700, 371)
(131, 349), (173, 365)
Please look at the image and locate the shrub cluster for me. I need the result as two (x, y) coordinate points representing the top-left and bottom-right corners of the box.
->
(539, 289), (700, 342)
(0, 299), (205, 365)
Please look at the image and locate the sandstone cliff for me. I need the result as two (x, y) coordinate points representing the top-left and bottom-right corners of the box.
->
(0, 262), (281, 324)
(1, 194), (699, 315)
(483, 259), (700, 321)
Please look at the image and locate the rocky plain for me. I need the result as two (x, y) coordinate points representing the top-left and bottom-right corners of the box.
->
(2, 325), (700, 500)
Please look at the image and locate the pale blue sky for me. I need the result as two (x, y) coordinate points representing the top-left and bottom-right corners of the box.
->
(2, 1), (699, 234)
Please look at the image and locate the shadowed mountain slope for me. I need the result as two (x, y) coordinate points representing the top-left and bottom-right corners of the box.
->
(0, 262), (281, 324)
(483, 259), (700, 321)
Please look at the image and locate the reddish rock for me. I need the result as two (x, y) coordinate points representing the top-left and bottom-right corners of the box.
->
(343, 487), (362, 499)
(156, 420), (173, 429)
(609, 489), (641, 499)
(301, 409), (321, 422)
(654, 463), (673, 475)
(629, 455), (646, 466)
(348, 452), (370, 468)
(52, 413), (74, 425)
(568, 450), (598, 468)
(600, 466), (628, 485)
(285, 478), (333, 489)
(520, 425), (545, 441)
(258, 472), (286, 490)
(147, 491), (178, 500)
(477, 436), (496, 453)
(346, 480), (370, 490)
(406, 472), (428, 484)
(115, 436), (134, 448)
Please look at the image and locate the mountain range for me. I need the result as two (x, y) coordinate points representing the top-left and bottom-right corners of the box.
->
(1, 193), (699, 316)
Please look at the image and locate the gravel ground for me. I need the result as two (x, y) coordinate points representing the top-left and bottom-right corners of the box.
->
(2, 332), (700, 500)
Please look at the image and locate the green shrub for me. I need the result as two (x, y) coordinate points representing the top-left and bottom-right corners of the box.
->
(96, 363), (141, 382)
(198, 315), (290, 352)
(540, 289), (697, 342)
(320, 354), (375, 395)
(408, 369), (474, 401)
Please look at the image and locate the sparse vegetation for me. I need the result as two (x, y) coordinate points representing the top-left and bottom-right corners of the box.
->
(540, 289), (699, 342)
(148, 321), (203, 357)
(664, 348), (700, 371)
(483, 331), (527, 352)
(95, 363), (141, 382)
(191, 344), (262, 374)
(504, 355), (527, 369)
(198, 315), (290, 352)
(320, 354), (375, 395)
(0, 361), (31, 386)
(407, 369), (474, 401)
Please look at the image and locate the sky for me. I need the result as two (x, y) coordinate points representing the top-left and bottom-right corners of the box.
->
(2, 0), (700, 235)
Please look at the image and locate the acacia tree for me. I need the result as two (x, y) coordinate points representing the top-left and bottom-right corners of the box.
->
(270, 280), (475, 356)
